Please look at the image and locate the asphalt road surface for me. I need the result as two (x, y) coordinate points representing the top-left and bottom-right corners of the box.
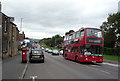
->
(0, 58), (2, 81)
(2, 43), (119, 80)
(24, 51), (119, 79)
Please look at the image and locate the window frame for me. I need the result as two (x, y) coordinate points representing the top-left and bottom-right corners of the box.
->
(80, 30), (84, 37)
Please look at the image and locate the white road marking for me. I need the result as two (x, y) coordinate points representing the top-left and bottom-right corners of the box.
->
(102, 62), (119, 67)
(90, 65), (101, 67)
(20, 61), (28, 79)
(30, 76), (37, 81)
(85, 66), (110, 74)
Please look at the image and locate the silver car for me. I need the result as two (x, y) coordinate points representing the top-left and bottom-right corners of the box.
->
(52, 50), (59, 55)
(48, 49), (53, 53)
(59, 50), (63, 55)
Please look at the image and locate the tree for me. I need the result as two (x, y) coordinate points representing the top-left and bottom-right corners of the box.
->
(104, 28), (116, 48)
(39, 34), (64, 48)
(100, 13), (120, 48)
(65, 30), (75, 35)
(52, 34), (63, 48)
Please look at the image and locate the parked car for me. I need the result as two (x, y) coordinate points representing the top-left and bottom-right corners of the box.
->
(48, 49), (53, 53)
(41, 47), (45, 50)
(59, 50), (63, 55)
(52, 50), (59, 55)
(45, 48), (49, 52)
(29, 50), (45, 63)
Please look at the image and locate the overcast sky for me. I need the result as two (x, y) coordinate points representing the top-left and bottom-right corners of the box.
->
(1, 0), (119, 39)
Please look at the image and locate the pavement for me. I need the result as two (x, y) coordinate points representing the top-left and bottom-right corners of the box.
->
(104, 59), (120, 65)
(0, 58), (2, 81)
(2, 50), (28, 79)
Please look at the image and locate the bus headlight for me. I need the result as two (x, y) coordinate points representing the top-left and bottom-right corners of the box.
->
(85, 58), (88, 60)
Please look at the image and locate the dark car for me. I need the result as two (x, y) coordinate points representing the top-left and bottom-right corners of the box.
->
(29, 50), (45, 63)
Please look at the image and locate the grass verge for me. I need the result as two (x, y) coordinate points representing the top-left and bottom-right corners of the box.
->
(103, 55), (120, 60)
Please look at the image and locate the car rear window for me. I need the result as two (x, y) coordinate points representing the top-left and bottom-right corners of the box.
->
(32, 50), (43, 54)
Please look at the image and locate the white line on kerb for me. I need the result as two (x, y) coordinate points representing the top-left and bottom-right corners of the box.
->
(20, 61), (28, 80)
(102, 62), (119, 67)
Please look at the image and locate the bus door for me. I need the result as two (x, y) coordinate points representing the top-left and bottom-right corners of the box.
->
(63, 47), (68, 58)
(67, 47), (71, 59)
(79, 46), (85, 62)
(71, 46), (79, 60)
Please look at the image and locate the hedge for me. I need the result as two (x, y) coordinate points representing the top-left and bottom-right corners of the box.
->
(103, 47), (120, 56)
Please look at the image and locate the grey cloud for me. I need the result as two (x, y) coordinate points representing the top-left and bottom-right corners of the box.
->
(2, 0), (119, 39)
(3, 0), (83, 27)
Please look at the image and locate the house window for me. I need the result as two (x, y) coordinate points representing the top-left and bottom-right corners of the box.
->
(4, 20), (7, 32)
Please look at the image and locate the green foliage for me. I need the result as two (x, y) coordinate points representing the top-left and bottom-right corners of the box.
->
(103, 47), (120, 56)
(39, 34), (63, 49)
(103, 55), (120, 60)
(65, 30), (75, 35)
(104, 29), (116, 48)
(100, 13), (120, 48)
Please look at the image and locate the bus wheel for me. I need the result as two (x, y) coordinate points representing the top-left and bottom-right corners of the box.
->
(75, 56), (78, 62)
(65, 54), (68, 60)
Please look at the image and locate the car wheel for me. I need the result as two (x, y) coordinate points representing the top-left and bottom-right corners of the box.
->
(64, 54), (68, 60)
(29, 60), (32, 63)
(41, 60), (44, 63)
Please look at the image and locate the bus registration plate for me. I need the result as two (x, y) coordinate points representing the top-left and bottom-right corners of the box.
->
(92, 61), (96, 63)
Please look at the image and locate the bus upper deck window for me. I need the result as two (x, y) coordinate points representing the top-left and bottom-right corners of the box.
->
(80, 30), (84, 37)
(86, 29), (102, 37)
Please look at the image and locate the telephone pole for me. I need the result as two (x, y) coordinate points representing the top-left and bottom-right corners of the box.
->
(20, 18), (23, 32)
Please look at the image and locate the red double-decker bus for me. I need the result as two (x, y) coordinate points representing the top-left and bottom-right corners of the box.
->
(63, 27), (104, 63)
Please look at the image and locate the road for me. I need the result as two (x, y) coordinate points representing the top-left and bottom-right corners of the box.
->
(24, 51), (119, 79)
(0, 58), (2, 81)
(2, 43), (119, 80)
